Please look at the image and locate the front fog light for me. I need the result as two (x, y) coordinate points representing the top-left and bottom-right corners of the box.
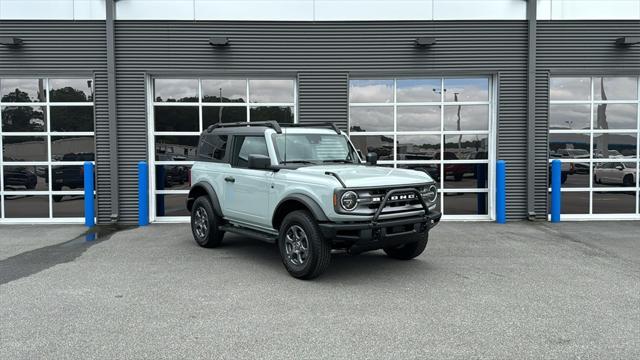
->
(424, 185), (438, 203)
(340, 191), (358, 211)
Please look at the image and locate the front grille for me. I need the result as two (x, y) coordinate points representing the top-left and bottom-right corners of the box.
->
(356, 187), (425, 215)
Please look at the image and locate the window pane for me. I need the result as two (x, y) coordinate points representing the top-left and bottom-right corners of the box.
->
(396, 79), (441, 102)
(397, 106), (440, 131)
(51, 165), (84, 191)
(50, 106), (94, 132)
(593, 192), (637, 214)
(558, 191), (589, 214)
(235, 136), (269, 168)
(397, 135), (440, 160)
(593, 103), (638, 130)
(443, 163), (488, 189)
(249, 79), (294, 103)
(2, 136), (47, 161)
(443, 105), (489, 131)
(202, 79), (247, 103)
(557, 162), (590, 188)
(443, 193), (488, 215)
(250, 106), (294, 124)
(51, 136), (95, 161)
(155, 136), (199, 161)
(198, 134), (228, 161)
(594, 77), (638, 101)
(1, 78), (46, 102)
(594, 162), (637, 188)
(156, 193), (189, 217)
(593, 133), (637, 158)
(443, 134), (488, 159)
(550, 77), (591, 101)
(3, 166), (44, 191)
(52, 196), (86, 217)
(153, 79), (198, 102)
(549, 133), (590, 158)
(202, 106), (247, 128)
(549, 104), (590, 130)
(154, 106), (199, 132)
(349, 80), (393, 103)
(1, 106), (46, 132)
(443, 78), (489, 102)
(349, 106), (393, 132)
(155, 165), (191, 191)
(49, 78), (93, 102)
(350, 135), (393, 160)
(3, 195), (49, 218)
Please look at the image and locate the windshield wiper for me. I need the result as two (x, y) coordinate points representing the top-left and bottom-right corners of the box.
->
(322, 159), (354, 164)
(280, 160), (316, 165)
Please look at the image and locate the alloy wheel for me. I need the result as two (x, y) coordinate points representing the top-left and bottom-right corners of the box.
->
(193, 206), (209, 239)
(284, 225), (309, 266)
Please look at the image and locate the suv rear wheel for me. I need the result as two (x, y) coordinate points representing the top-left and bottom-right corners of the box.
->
(383, 233), (429, 260)
(278, 210), (330, 280)
(191, 196), (224, 248)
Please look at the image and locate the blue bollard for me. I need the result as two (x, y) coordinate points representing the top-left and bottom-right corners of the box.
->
(84, 162), (95, 228)
(496, 160), (506, 224)
(551, 159), (562, 223)
(138, 161), (149, 226)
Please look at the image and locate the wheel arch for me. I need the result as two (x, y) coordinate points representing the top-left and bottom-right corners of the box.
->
(186, 182), (223, 217)
(272, 194), (329, 230)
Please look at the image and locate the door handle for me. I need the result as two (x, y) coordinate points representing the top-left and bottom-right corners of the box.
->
(224, 176), (235, 183)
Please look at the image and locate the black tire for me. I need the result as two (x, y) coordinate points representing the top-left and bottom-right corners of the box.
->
(52, 195), (63, 202)
(278, 210), (330, 280)
(623, 174), (634, 187)
(191, 196), (224, 248)
(383, 233), (429, 260)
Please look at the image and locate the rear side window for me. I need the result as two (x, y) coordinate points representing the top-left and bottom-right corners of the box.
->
(232, 136), (269, 168)
(198, 134), (228, 162)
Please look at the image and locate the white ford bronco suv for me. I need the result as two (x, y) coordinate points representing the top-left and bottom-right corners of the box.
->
(186, 121), (441, 279)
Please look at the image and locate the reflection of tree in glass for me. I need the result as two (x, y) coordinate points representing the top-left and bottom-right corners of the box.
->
(50, 106), (93, 132)
(350, 125), (365, 132)
(1, 88), (32, 103)
(50, 86), (91, 102)
(155, 106), (198, 131)
(156, 96), (199, 103)
(250, 106), (293, 123)
(1, 105), (45, 132)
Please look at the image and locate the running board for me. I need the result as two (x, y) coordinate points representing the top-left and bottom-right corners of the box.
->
(219, 224), (277, 244)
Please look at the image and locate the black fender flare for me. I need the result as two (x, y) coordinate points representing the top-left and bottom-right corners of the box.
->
(272, 194), (330, 228)
(186, 182), (223, 217)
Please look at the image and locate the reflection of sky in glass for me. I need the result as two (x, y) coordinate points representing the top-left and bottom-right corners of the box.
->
(396, 79), (441, 102)
(593, 103), (638, 130)
(550, 77), (590, 101)
(249, 79), (295, 103)
(202, 79), (246, 102)
(443, 78), (489, 102)
(595, 77), (639, 101)
(349, 106), (393, 132)
(349, 80), (393, 103)
(154, 79), (198, 102)
(443, 105), (488, 131)
(549, 104), (590, 130)
(397, 106), (440, 131)
(1, 78), (45, 102)
(49, 78), (93, 102)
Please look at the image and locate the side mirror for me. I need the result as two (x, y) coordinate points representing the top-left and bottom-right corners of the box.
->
(615, 165), (623, 170)
(366, 152), (378, 166)
(248, 154), (271, 170)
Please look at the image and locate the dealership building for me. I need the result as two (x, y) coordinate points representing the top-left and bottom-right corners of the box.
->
(0, 0), (638, 224)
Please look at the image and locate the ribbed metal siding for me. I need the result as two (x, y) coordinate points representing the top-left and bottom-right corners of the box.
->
(0, 21), (111, 223)
(297, 72), (349, 130)
(536, 21), (640, 218)
(115, 21), (528, 222)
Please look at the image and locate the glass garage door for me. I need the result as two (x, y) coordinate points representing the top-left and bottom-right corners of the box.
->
(348, 77), (494, 220)
(0, 77), (95, 222)
(150, 77), (296, 221)
(549, 76), (639, 219)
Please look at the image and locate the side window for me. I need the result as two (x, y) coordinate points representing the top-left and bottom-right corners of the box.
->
(197, 134), (228, 162)
(232, 136), (269, 168)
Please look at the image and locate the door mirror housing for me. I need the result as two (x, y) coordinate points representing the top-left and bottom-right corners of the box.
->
(615, 165), (624, 171)
(248, 154), (272, 170)
(366, 152), (378, 166)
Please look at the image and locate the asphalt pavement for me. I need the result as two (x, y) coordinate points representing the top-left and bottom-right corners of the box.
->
(0, 221), (638, 359)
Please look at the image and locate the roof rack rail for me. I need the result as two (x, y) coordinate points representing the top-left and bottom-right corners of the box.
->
(206, 121), (282, 134)
(283, 122), (341, 134)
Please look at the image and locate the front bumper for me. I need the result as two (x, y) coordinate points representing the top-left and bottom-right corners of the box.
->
(319, 210), (442, 253)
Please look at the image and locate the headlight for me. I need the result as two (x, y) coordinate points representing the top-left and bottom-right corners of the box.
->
(423, 184), (438, 203)
(340, 191), (358, 211)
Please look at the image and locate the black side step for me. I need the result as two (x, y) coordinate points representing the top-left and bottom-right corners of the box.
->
(219, 224), (277, 244)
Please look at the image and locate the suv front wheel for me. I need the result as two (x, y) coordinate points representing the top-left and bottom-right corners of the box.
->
(191, 196), (225, 248)
(278, 210), (330, 280)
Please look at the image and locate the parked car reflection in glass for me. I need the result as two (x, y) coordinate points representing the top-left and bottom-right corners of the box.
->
(594, 162), (637, 187)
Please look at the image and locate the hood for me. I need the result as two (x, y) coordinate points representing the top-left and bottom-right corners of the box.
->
(296, 165), (434, 188)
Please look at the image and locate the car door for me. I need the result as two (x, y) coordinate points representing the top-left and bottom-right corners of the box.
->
(224, 135), (274, 228)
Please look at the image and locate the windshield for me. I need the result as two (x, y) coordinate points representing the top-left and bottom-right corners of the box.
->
(271, 133), (360, 165)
